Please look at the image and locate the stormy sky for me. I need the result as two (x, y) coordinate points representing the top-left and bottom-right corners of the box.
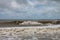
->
(0, 0), (60, 19)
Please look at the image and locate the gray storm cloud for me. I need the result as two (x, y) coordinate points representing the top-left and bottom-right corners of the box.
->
(0, 0), (59, 9)
(51, 0), (60, 2)
(16, 0), (28, 5)
(0, 0), (59, 12)
(0, 0), (12, 9)
(0, 0), (60, 19)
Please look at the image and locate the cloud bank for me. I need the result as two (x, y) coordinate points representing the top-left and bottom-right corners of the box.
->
(0, 0), (60, 19)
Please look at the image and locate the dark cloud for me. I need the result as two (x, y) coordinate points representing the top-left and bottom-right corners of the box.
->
(53, 0), (60, 1)
(0, 0), (60, 19)
(37, 0), (45, 2)
(16, 0), (28, 5)
(0, 0), (12, 9)
(50, 0), (60, 2)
